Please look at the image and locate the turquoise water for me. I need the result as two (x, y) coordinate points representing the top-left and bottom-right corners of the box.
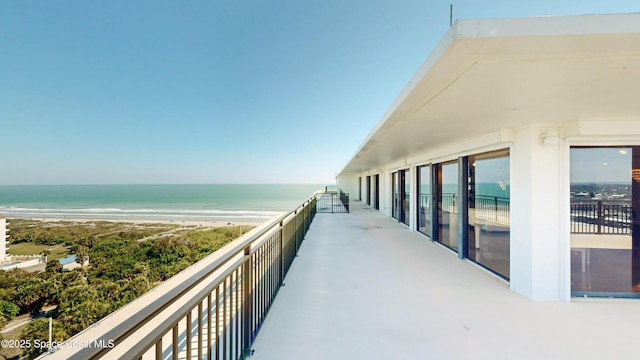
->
(0, 262), (20, 268)
(421, 183), (510, 198)
(0, 184), (323, 222)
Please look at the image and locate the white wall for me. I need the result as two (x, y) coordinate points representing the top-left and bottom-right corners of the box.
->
(510, 125), (565, 300)
(337, 174), (359, 199)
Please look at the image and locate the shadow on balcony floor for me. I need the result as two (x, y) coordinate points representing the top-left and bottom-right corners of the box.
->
(251, 202), (640, 360)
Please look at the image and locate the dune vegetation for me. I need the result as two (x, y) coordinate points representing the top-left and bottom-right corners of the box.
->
(0, 219), (252, 359)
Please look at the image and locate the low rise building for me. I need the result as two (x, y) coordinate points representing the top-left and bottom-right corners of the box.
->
(59, 255), (89, 271)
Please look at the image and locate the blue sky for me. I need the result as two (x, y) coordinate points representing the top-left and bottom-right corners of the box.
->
(571, 148), (633, 183)
(1, 1), (638, 185)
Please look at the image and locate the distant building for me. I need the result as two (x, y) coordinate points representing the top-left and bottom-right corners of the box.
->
(59, 255), (89, 271)
(0, 216), (46, 271)
(0, 216), (8, 262)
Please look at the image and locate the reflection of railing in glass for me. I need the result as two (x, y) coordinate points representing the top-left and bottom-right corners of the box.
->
(422, 194), (510, 226)
(570, 200), (631, 234)
(418, 195), (430, 212)
(424, 195), (629, 234)
(441, 193), (457, 213)
(474, 195), (510, 226)
(340, 190), (350, 212)
(423, 195), (631, 234)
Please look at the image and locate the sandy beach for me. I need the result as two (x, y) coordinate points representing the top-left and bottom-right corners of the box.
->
(19, 217), (266, 228)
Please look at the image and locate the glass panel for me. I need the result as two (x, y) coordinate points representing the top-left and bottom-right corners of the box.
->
(366, 176), (371, 205)
(570, 147), (640, 295)
(418, 165), (431, 237)
(374, 175), (380, 210)
(371, 175), (375, 209)
(402, 169), (410, 226)
(438, 161), (458, 250)
(467, 151), (510, 279)
(392, 172), (399, 219)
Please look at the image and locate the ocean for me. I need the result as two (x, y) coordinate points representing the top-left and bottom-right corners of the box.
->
(0, 184), (324, 222)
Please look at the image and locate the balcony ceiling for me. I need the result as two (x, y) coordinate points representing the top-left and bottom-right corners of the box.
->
(340, 13), (640, 175)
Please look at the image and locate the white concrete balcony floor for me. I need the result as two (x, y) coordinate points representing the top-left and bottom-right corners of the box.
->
(251, 201), (640, 360)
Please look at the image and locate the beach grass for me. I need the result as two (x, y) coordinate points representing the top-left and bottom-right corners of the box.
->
(7, 243), (71, 262)
(7, 243), (49, 256)
(48, 245), (71, 261)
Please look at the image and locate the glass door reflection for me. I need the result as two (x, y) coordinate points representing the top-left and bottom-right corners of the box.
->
(392, 172), (399, 220)
(401, 169), (410, 226)
(437, 161), (458, 250)
(570, 147), (640, 296)
(418, 165), (431, 238)
(467, 150), (510, 279)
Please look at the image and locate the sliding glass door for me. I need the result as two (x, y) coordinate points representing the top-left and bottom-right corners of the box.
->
(373, 174), (380, 210)
(418, 152), (510, 280)
(392, 172), (399, 219)
(401, 169), (410, 226)
(418, 165), (431, 238)
(437, 161), (459, 250)
(570, 146), (640, 296)
(366, 176), (371, 206)
(467, 150), (510, 279)
(392, 170), (410, 225)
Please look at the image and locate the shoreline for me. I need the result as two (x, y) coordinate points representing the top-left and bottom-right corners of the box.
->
(8, 216), (266, 228)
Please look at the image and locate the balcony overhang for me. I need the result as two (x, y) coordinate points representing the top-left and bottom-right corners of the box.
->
(339, 13), (640, 175)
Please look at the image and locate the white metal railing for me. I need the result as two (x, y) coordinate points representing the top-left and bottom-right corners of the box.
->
(38, 196), (317, 360)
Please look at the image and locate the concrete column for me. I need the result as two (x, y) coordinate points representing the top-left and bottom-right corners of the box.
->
(382, 170), (391, 216)
(510, 125), (564, 300)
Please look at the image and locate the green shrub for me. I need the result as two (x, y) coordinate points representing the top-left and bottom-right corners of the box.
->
(0, 300), (19, 320)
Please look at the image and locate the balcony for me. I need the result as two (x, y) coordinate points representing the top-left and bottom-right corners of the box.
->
(250, 202), (640, 359)
(41, 197), (640, 359)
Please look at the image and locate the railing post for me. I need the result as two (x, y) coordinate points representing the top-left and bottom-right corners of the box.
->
(303, 202), (308, 231)
(307, 201), (311, 228)
(278, 220), (284, 283)
(294, 210), (299, 253)
(241, 245), (253, 358)
(297, 209), (302, 246)
(186, 312), (192, 360)
(331, 193), (335, 213)
(597, 200), (603, 234)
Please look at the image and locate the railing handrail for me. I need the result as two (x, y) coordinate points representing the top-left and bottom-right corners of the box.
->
(316, 190), (349, 213)
(434, 193), (510, 202)
(570, 200), (631, 234)
(475, 194), (510, 202)
(42, 195), (317, 359)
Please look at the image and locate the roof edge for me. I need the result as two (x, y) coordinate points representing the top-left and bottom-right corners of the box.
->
(456, 13), (640, 39)
(338, 18), (460, 176)
(338, 13), (640, 177)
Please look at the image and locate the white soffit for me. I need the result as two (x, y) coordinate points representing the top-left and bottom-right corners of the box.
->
(340, 13), (640, 175)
